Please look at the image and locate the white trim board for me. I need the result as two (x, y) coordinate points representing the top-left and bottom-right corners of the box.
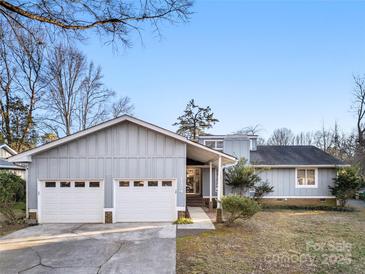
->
(295, 168), (319, 189)
(9, 115), (236, 163)
(0, 165), (25, 170)
(0, 144), (18, 155)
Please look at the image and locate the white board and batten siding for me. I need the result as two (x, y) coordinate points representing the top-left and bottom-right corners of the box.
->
(27, 121), (186, 221)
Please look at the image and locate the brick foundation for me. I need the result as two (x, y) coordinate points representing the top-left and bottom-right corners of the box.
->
(29, 211), (37, 220)
(105, 211), (113, 223)
(178, 210), (186, 218)
(216, 208), (223, 223)
(261, 198), (336, 207)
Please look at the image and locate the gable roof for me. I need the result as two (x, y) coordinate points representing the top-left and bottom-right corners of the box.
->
(0, 144), (17, 156)
(8, 115), (236, 165)
(250, 145), (347, 167)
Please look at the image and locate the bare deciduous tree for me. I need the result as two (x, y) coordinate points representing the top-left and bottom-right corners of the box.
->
(267, 128), (294, 146)
(77, 62), (114, 130)
(294, 132), (314, 146)
(0, 23), (45, 151)
(44, 44), (133, 137)
(235, 124), (263, 135)
(313, 124), (333, 152)
(0, 1), (192, 48)
(353, 75), (365, 149)
(112, 96), (134, 118)
(45, 45), (85, 136)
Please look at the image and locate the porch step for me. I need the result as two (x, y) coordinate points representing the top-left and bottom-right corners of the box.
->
(187, 196), (204, 207)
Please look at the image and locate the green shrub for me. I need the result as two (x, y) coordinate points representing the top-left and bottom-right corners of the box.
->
(224, 158), (261, 195)
(0, 172), (25, 224)
(329, 167), (364, 207)
(254, 181), (274, 202)
(174, 217), (193, 224)
(222, 195), (260, 225)
(359, 192), (365, 201)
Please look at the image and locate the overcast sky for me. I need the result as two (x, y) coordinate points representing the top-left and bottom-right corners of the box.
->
(80, 0), (365, 139)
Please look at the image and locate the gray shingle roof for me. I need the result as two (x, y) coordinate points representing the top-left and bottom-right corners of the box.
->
(250, 145), (345, 166)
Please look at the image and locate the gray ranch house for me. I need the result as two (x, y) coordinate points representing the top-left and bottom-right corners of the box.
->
(9, 115), (346, 224)
(9, 115), (235, 224)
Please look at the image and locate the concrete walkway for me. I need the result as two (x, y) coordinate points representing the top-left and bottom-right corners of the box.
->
(178, 207), (215, 230)
(348, 199), (365, 209)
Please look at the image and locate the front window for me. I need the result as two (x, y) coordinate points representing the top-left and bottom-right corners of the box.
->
(296, 168), (317, 188)
(205, 140), (216, 149)
(134, 181), (144, 187)
(60, 182), (71, 188)
(203, 139), (224, 151)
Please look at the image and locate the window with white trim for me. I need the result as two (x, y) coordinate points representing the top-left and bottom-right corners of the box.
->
(296, 168), (317, 188)
(204, 140), (224, 151)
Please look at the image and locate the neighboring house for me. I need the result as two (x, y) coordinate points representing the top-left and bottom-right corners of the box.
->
(198, 135), (347, 206)
(9, 115), (235, 224)
(0, 144), (25, 179)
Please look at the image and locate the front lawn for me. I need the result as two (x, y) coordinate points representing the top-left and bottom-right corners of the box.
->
(176, 209), (365, 274)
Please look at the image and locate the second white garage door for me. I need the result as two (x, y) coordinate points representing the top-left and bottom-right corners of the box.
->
(114, 179), (177, 222)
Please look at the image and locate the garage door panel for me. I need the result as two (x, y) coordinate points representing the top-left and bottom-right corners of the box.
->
(40, 181), (104, 223)
(115, 179), (176, 222)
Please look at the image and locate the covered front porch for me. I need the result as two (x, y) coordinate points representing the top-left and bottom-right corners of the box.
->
(185, 143), (236, 221)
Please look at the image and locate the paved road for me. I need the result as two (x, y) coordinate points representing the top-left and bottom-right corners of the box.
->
(0, 223), (176, 274)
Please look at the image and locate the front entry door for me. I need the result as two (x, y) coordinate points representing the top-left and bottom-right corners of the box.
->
(186, 167), (201, 195)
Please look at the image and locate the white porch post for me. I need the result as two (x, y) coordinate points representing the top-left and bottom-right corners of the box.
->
(216, 156), (223, 222)
(209, 161), (213, 210)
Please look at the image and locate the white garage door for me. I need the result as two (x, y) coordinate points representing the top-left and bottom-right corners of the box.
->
(114, 179), (177, 222)
(39, 180), (104, 223)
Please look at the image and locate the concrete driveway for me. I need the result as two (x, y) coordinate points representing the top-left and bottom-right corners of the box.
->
(0, 223), (176, 274)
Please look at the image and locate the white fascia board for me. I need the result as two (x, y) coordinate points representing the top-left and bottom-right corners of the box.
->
(9, 115), (236, 163)
(0, 144), (18, 155)
(0, 165), (26, 170)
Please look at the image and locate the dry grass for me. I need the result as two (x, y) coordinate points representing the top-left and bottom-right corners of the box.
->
(0, 223), (28, 237)
(176, 209), (365, 274)
(0, 202), (27, 237)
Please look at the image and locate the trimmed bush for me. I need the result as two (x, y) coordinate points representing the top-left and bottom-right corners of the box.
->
(329, 167), (364, 207)
(222, 195), (260, 225)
